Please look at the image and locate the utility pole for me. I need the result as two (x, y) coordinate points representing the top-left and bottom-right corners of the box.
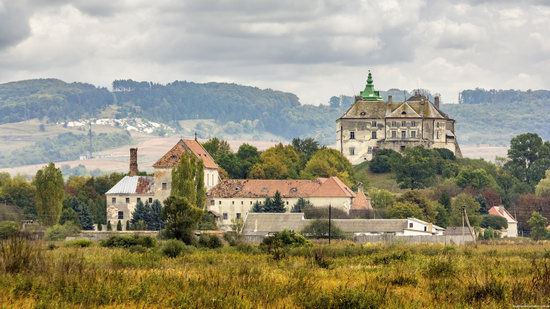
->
(328, 204), (332, 245)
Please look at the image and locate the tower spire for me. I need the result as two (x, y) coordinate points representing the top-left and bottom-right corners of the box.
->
(360, 70), (383, 101)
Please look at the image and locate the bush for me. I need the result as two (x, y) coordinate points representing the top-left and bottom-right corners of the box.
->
(481, 215), (508, 230)
(0, 221), (20, 239)
(0, 236), (44, 273)
(301, 219), (346, 239)
(161, 239), (186, 258)
(223, 231), (242, 246)
(198, 234), (223, 249)
(100, 235), (156, 248)
(65, 238), (93, 248)
(45, 223), (81, 241)
(261, 230), (309, 257)
(303, 206), (350, 219)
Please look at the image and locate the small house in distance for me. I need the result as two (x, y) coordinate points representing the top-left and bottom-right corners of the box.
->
(207, 176), (372, 229)
(105, 139), (219, 229)
(336, 71), (462, 164)
(488, 206), (518, 237)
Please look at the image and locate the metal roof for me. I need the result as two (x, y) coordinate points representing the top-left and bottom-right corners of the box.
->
(105, 176), (154, 195)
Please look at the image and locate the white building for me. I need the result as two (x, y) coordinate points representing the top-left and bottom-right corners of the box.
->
(488, 206), (518, 238)
(241, 213), (445, 237)
(105, 139), (219, 229)
(207, 177), (372, 229)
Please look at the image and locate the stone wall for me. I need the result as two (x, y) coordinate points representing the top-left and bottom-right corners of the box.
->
(242, 234), (475, 245)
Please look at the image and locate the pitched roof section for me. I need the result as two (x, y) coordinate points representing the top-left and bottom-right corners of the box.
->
(207, 177), (355, 199)
(241, 213), (440, 236)
(488, 206), (517, 223)
(351, 189), (372, 210)
(153, 139), (218, 169)
(339, 95), (449, 120)
(105, 176), (154, 195)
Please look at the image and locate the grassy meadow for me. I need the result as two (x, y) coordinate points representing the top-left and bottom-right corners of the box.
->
(0, 238), (549, 308)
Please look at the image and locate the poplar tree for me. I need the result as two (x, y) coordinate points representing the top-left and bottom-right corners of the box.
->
(195, 160), (206, 209)
(33, 163), (64, 226)
(163, 152), (204, 243)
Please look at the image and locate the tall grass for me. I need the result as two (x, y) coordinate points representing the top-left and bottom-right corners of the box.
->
(0, 238), (548, 307)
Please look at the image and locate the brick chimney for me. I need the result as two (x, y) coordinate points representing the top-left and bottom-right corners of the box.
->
(387, 95), (393, 104)
(434, 96), (440, 109)
(129, 148), (138, 176)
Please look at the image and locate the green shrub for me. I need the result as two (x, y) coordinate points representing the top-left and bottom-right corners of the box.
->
(64, 238), (93, 248)
(107, 221), (112, 231)
(45, 223), (81, 241)
(116, 220), (122, 231)
(100, 235), (156, 248)
(198, 234), (223, 249)
(261, 230), (309, 257)
(301, 219), (346, 239)
(0, 221), (20, 239)
(223, 231), (242, 246)
(161, 239), (187, 258)
(481, 215), (508, 230)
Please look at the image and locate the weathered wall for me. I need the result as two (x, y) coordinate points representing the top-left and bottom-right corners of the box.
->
(242, 234), (475, 245)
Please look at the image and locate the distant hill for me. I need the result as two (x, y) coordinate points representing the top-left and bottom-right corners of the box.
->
(1, 79), (550, 146)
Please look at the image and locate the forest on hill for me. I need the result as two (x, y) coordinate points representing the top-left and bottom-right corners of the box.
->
(1, 79), (550, 145)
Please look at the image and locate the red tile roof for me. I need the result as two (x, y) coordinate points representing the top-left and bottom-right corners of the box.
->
(488, 206), (517, 223)
(351, 189), (372, 210)
(153, 139), (218, 169)
(207, 176), (355, 199)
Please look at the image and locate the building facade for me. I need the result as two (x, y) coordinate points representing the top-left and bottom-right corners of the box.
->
(488, 206), (518, 238)
(336, 72), (462, 164)
(206, 176), (372, 229)
(105, 139), (219, 229)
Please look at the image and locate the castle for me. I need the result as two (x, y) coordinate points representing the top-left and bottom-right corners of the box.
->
(336, 72), (462, 164)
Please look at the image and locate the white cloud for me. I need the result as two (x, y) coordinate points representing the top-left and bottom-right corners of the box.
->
(0, 0), (549, 104)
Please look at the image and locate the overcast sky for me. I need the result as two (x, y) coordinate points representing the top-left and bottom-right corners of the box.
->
(1, 0), (549, 104)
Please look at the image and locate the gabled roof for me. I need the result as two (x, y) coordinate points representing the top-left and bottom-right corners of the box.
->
(105, 176), (154, 195)
(207, 176), (355, 199)
(338, 95), (449, 120)
(488, 206), (517, 223)
(153, 139), (218, 169)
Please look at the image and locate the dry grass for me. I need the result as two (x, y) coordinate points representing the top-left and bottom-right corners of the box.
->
(0, 239), (548, 308)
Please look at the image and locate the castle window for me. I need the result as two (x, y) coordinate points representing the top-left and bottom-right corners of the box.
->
(223, 213), (228, 220)
(236, 213), (241, 219)
(401, 131), (406, 139)
(137, 198), (141, 203)
(211, 200), (215, 206)
(436, 122), (440, 128)
(411, 131), (417, 138)
(409, 222), (413, 228)
(411, 121), (416, 126)
(371, 131), (377, 139)
(241, 201), (244, 205)
(149, 198), (153, 203)
(112, 197), (116, 204)
(391, 131), (397, 138)
(372, 121), (377, 127)
(219, 201), (222, 205)
(360, 111), (366, 116)
(349, 147), (355, 156)
(162, 183), (167, 190)
(391, 121), (396, 127)
(436, 131), (440, 139)
(232, 201), (235, 205)
(126, 197), (130, 204)
(401, 121), (406, 127)
(368, 146), (372, 154)
(118, 211), (124, 220)
(350, 131), (355, 139)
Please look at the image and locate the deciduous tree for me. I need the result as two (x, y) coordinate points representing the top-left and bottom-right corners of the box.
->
(33, 163), (64, 226)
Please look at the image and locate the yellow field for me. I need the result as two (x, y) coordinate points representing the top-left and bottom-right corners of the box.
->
(0, 239), (548, 308)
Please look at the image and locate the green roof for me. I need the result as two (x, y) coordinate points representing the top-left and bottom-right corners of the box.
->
(360, 71), (383, 101)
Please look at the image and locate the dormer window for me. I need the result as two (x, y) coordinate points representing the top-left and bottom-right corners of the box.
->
(360, 112), (366, 116)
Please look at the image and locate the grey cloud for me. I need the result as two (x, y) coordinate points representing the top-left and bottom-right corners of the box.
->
(0, 2), (32, 50)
